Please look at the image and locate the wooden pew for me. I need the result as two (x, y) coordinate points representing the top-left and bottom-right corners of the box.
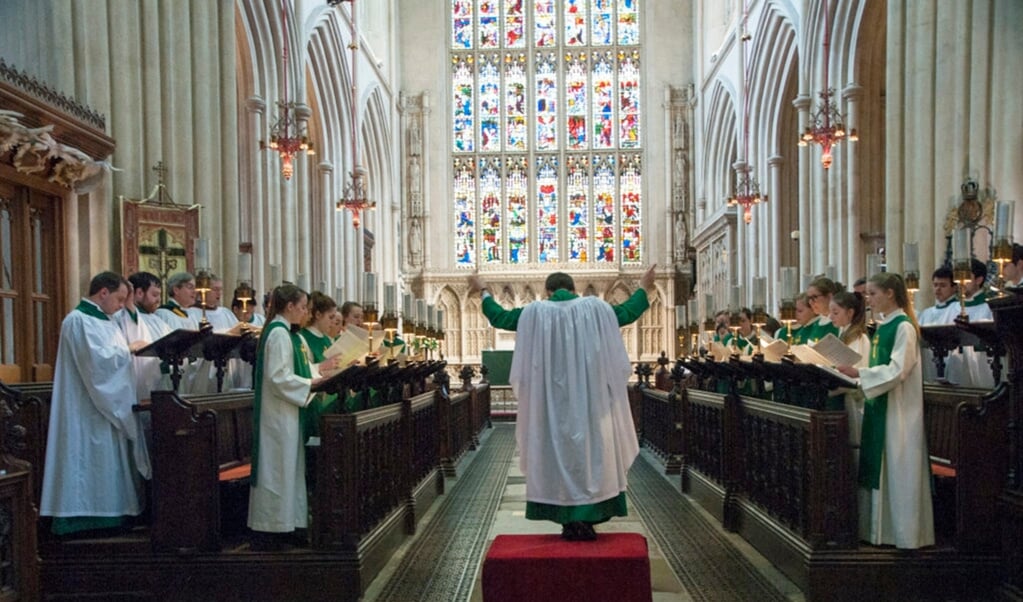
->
(923, 383), (1010, 551)
(0, 380), (52, 506)
(0, 379), (42, 600)
(639, 387), (682, 474)
(150, 389), (254, 553)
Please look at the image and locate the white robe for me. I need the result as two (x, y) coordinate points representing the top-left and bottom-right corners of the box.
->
(186, 305), (240, 393)
(917, 299), (960, 382)
(839, 330), (871, 447)
(856, 310), (934, 549)
(942, 294), (995, 388)
(247, 317), (315, 533)
(41, 300), (151, 519)
(114, 309), (171, 401)
(509, 296), (638, 506)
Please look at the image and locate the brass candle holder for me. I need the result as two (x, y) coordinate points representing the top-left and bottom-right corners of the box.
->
(779, 299), (796, 346)
(363, 304), (379, 358)
(953, 260), (972, 321)
(194, 269), (213, 328)
(729, 310), (741, 356)
(993, 237), (1013, 296)
(381, 311), (399, 360)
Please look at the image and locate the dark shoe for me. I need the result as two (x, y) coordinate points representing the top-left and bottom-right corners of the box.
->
(561, 522), (597, 541)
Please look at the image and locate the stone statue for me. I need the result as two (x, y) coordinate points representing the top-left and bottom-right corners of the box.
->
(409, 117), (422, 157)
(409, 217), (423, 267)
(409, 156), (422, 215)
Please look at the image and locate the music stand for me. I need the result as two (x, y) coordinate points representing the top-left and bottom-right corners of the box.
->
(198, 332), (246, 392)
(135, 328), (208, 392)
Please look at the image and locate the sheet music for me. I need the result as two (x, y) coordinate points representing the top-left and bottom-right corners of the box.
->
(323, 325), (384, 367)
(708, 341), (731, 362)
(759, 338), (789, 363)
(811, 333), (863, 366)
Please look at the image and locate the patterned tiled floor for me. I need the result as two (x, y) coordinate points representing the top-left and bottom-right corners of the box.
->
(365, 423), (804, 601)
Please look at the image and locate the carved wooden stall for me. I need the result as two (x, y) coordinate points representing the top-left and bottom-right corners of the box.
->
(641, 352), (1009, 601)
(990, 290), (1023, 599)
(0, 380), (40, 600)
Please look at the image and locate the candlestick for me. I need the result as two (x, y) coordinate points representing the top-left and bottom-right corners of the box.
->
(752, 277), (766, 308)
(903, 242), (919, 275)
(363, 272), (377, 307)
(952, 228), (970, 265)
(238, 253), (252, 282)
(416, 299), (427, 325)
(194, 238), (210, 270)
(780, 267), (797, 301)
(995, 200), (1015, 240)
(384, 283), (397, 313)
(403, 292), (413, 319)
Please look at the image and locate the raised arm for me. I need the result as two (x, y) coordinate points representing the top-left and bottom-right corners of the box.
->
(613, 264), (656, 326)
(469, 273), (523, 331)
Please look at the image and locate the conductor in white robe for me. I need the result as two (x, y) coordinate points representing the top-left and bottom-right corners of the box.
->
(41, 271), (151, 536)
(470, 266), (655, 541)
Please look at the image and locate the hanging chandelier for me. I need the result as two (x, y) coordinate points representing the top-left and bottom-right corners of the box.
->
(335, 0), (374, 229)
(797, 0), (856, 168)
(260, 0), (315, 180)
(728, 164), (764, 224)
(727, 2), (766, 224)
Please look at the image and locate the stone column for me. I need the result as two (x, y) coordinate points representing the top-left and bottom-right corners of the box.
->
(767, 155), (784, 311)
(246, 96), (267, 291)
(295, 103), (312, 285)
(318, 161), (335, 292)
(842, 84), (864, 282)
(792, 94), (812, 278)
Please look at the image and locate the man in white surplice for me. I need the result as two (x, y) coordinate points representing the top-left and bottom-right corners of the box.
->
(470, 266), (655, 541)
(41, 271), (151, 536)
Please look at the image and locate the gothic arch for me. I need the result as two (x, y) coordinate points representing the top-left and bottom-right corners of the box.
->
(703, 81), (738, 219)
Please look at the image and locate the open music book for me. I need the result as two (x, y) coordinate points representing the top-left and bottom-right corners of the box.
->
(759, 332), (862, 367)
(323, 325), (384, 367)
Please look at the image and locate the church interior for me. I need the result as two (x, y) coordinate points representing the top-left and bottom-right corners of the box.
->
(0, 0), (1022, 600)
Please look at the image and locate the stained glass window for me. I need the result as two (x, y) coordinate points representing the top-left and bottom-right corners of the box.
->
(451, 0), (642, 267)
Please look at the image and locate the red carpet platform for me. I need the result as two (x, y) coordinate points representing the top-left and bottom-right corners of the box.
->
(482, 533), (652, 602)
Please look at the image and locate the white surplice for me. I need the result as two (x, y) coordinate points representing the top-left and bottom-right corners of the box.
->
(856, 310), (934, 549)
(509, 296), (638, 507)
(41, 300), (151, 519)
(115, 309), (171, 401)
(247, 317), (316, 533)
(186, 305), (241, 393)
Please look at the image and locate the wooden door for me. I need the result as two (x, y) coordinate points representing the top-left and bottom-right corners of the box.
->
(0, 180), (63, 383)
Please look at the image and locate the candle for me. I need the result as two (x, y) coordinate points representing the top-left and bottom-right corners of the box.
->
(318, 280), (327, 293)
(194, 238), (210, 270)
(824, 265), (837, 282)
(780, 267), (796, 301)
(363, 272), (377, 307)
(403, 292), (413, 318)
(995, 200), (1015, 240)
(238, 253), (252, 281)
(416, 299), (427, 325)
(436, 309), (445, 332)
(866, 254), (881, 279)
(688, 299), (699, 324)
(269, 264), (281, 287)
(704, 293), (715, 321)
(335, 286), (346, 304)
(384, 283), (397, 313)
(296, 273), (309, 292)
(752, 277), (766, 308)
(903, 242), (919, 275)
(729, 285), (741, 311)
(952, 228), (970, 264)
(675, 305), (685, 328)
(801, 273), (813, 291)
(427, 304), (436, 330)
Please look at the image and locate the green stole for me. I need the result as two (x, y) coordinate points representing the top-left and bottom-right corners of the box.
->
(963, 291), (987, 307)
(251, 320), (311, 487)
(75, 299), (109, 321)
(299, 328), (338, 439)
(858, 314), (910, 489)
(158, 300), (188, 318)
